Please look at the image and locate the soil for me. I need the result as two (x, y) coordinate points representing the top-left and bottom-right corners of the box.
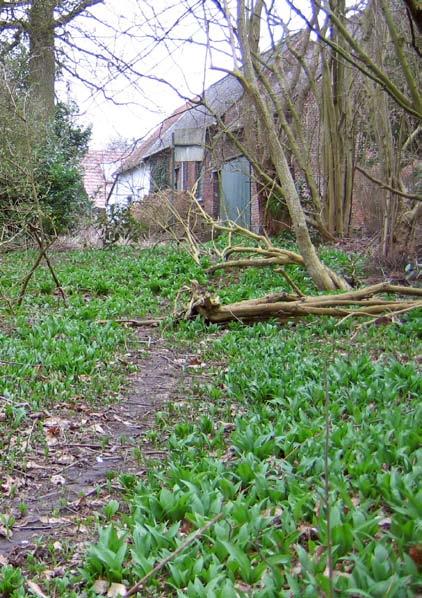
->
(0, 328), (192, 567)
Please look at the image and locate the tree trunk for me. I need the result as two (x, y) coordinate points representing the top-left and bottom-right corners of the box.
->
(236, 0), (345, 290)
(28, 0), (56, 128)
(321, 0), (356, 237)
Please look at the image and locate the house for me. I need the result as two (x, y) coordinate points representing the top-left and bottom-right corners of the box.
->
(109, 34), (317, 232)
(82, 149), (124, 210)
(108, 103), (189, 211)
(108, 72), (265, 230)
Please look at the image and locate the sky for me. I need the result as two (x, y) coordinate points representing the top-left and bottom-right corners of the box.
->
(61, 0), (232, 149)
(61, 0), (291, 149)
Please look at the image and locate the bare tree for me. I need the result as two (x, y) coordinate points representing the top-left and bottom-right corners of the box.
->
(1, 0), (103, 127)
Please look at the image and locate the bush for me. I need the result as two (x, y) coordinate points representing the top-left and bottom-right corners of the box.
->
(131, 190), (207, 240)
(99, 205), (148, 246)
(0, 75), (91, 236)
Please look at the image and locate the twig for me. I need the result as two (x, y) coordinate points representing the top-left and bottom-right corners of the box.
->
(23, 418), (38, 452)
(29, 227), (67, 306)
(0, 360), (41, 367)
(17, 249), (46, 306)
(324, 371), (334, 598)
(274, 267), (305, 297)
(353, 303), (420, 329)
(96, 318), (163, 327)
(125, 512), (224, 596)
(355, 165), (422, 202)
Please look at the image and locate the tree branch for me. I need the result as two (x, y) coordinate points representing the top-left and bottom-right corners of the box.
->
(54, 0), (104, 28)
(355, 165), (422, 201)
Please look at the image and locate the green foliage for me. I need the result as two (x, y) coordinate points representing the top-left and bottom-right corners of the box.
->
(83, 525), (128, 582)
(150, 152), (170, 191)
(0, 243), (420, 596)
(0, 68), (91, 234)
(37, 101), (91, 233)
(99, 205), (147, 246)
(0, 566), (25, 597)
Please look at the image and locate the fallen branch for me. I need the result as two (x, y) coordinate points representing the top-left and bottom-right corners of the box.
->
(186, 283), (422, 324)
(188, 193), (350, 290)
(206, 257), (290, 273)
(96, 318), (163, 327)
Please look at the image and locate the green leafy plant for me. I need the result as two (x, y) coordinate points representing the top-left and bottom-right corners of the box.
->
(83, 525), (128, 582)
(0, 566), (25, 597)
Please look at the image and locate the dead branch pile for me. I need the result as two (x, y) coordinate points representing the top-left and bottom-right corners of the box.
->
(184, 283), (422, 325)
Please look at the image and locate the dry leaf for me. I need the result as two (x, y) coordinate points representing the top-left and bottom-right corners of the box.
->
(0, 524), (13, 539)
(51, 474), (66, 486)
(107, 582), (127, 597)
(26, 461), (49, 470)
(93, 579), (109, 595)
(55, 453), (75, 465)
(27, 580), (48, 598)
(0, 554), (8, 566)
(1, 474), (15, 495)
(44, 416), (69, 430)
(39, 516), (69, 525)
(90, 423), (105, 434)
(409, 544), (422, 568)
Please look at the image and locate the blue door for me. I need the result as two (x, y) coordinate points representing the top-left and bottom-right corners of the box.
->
(220, 157), (251, 229)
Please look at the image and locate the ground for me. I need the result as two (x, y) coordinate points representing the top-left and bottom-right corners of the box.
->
(0, 242), (421, 597)
(0, 328), (185, 560)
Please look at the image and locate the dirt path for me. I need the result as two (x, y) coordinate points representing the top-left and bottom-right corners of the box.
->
(0, 329), (188, 565)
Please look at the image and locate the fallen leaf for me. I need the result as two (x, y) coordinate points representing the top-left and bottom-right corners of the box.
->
(409, 544), (422, 568)
(39, 516), (69, 525)
(0, 525), (13, 539)
(90, 423), (106, 434)
(107, 582), (127, 597)
(0, 554), (8, 566)
(55, 453), (75, 465)
(44, 416), (70, 430)
(27, 580), (48, 598)
(26, 461), (49, 470)
(1, 474), (16, 495)
(51, 474), (66, 485)
(93, 579), (109, 595)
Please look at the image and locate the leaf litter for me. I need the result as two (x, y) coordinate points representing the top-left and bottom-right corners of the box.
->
(0, 329), (189, 566)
